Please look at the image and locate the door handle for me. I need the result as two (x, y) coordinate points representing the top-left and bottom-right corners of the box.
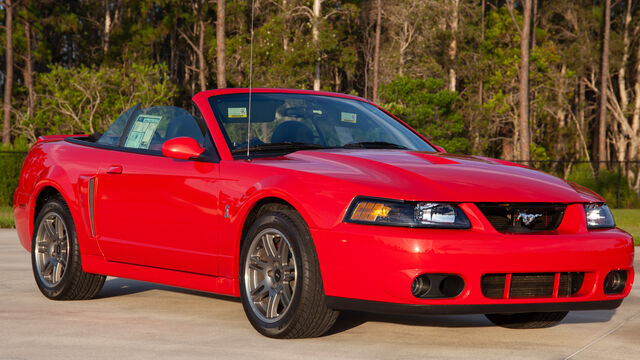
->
(106, 165), (123, 174)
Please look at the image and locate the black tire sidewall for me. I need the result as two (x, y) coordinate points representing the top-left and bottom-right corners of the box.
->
(31, 198), (79, 299)
(239, 211), (312, 337)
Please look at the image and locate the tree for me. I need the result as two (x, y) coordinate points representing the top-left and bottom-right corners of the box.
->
(178, 0), (211, 92)
(21, 64), (177, 139)
(2, 0), (16, 145)
(507, 0), (532, 162)
(380, 76), (468, 153)
(371, 0), (381, 102)
(216, 0), (226, 88)
(448, 0), (459, 92)
(312, 0), (322, 90)
(595, 0), (611, 170)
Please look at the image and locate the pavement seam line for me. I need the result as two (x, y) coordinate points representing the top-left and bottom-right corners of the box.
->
(563, 311), (640, 360)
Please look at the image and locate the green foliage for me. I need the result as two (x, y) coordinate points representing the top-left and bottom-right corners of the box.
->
(567, 164), (640, 209)
(31, 63), (177, 136)
(0, 142), (28, 207)
(380, 76), (468, 153)
(0, 206), (15, 228)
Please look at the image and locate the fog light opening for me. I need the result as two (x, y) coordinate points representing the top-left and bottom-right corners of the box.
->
(603, 270), (627, 295)
(411, 275), (432, 298)
(440, 275), (465, 298)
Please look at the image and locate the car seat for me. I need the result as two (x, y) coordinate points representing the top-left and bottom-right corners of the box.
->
(270, 121), (314, 144)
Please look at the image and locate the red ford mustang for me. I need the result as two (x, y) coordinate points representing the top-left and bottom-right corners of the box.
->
(14, 89), (634, 338)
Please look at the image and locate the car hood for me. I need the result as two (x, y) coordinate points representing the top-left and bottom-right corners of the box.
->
(254, 149), (603, 203)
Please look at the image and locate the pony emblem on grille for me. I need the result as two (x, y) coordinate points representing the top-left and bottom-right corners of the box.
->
(516, 212), (543, 226)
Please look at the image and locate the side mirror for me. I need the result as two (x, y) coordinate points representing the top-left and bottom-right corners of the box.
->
(434, 145), (447, 153)
(162, 137), (206, 160)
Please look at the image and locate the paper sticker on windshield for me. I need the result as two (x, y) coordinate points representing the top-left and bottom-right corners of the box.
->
(313, 110), (323, 115)
(124, 114), (161, 149)
(228, 107), (247, 118)
(341, 112), (357, 123)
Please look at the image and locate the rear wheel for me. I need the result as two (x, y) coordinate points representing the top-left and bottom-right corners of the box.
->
(485, 311), (568, 329)
(32, 196), (106, 300)
(240, 208), (338, 338)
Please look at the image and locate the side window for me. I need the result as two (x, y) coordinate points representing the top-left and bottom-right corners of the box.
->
(96, 106), (137, 146)
(122, 106), (206, 152)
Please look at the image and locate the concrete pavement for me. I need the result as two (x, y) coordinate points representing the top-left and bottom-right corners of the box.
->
(1, 229), (638, 359)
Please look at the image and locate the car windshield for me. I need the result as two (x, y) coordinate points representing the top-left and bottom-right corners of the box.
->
(208, 93), (435, 157)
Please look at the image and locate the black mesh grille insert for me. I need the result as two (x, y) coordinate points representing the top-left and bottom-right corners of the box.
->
(481, 274), (506, 299)
(481, 272), (585, 299)
(558, 272), (585, 296)
(510, 273), (555, 298)
(476, 203), (566, 233)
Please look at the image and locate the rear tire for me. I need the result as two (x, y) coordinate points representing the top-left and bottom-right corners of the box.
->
(32, 196), (106, 300)
(485, 311), (568, 329)
(239, 208), (338, 338)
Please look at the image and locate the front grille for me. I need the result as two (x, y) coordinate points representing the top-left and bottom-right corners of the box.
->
(476, 203), (566, 233)
(481, 272), (584, 299)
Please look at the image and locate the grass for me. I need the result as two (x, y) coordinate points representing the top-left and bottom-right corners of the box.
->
(0, 206), (14, 229)
(612, 209), (640, 246)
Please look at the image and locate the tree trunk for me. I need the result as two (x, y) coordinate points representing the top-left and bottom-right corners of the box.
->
(577, 78), (586, 157)
(24, 18), (35, 120)
(170, 29), (177, 81)
(198, 18), (207, 91)
(312, 0), (322, 91)
(478, 0), (485, 106)
(448, 0), (459, 92)
(518, 0), (532, 162)
(283, 0), (288, 51)
(3, 0), (14, 145)
(531, 0), (538, 50)
(103, 0), (111, 54)
(630, 22), (640, 190)
(372, 0), (381, 102)
(618, 0), (632, 115)
(216, 0), (226, 88)
(595, 0), (611, 170)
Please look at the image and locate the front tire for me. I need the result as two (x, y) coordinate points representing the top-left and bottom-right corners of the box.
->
(239, 208), (338, 338)
(485, 311), (568, 329)
(32, 196), (106, 300)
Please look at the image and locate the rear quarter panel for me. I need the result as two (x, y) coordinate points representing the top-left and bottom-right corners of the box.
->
(14, 140), (104, 256)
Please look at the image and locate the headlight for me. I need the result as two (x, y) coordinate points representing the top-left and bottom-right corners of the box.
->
(345, 197), (471, 229)
(584, 203), (615, 229)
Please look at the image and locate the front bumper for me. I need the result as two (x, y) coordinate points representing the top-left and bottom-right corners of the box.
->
(313, 216), (634, 311)
(325, 297), (623, 315)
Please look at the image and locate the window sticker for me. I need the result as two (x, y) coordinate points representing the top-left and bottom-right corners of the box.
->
(335, 126), (354, 144)
(313, 109), (323, 115)
(124, 114), (161, 149)
(228, 107), (248, 118)
(341, 112), (357, 123)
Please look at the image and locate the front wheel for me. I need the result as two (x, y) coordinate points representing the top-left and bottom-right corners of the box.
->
(239, 208), (338, 338)
(32, 196), (106, 300)
(485, 311), (568, 329)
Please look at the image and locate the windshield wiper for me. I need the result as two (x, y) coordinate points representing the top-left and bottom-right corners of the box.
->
(342, 141), (408, 150)
(232, 142), (330, 154)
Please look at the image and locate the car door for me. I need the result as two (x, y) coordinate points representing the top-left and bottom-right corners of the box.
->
(94, 106), (221, 276)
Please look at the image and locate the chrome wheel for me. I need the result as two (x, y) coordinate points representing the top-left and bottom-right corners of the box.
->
(34, 212), (70, 287)
(243, 228), (298, 323)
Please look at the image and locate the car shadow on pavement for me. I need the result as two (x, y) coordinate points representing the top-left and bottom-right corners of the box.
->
(95, 277), (240, 303)
(95, 278), (616, 334)
(327, 311), (493, 333)
(326, 309), (616, 334)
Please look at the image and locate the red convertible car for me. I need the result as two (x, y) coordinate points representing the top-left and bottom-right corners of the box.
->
(14, 89), (634, 338)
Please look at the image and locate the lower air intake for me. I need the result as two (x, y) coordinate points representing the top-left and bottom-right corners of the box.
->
(481, 272), (584, 299)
